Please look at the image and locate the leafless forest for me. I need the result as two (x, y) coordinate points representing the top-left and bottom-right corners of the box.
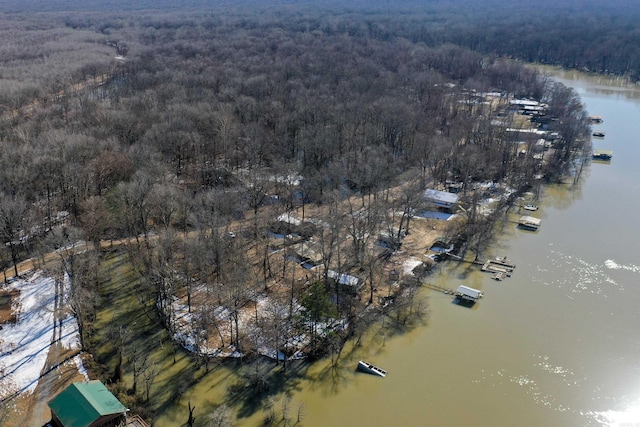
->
(0, 0), (610, 424)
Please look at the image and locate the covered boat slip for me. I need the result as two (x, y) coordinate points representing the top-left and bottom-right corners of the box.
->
(593, 150), (613, 161)
(518, 215), (541, 231)
(454, 285), (484, 301)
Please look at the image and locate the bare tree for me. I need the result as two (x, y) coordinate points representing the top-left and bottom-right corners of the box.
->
(0, 193), (28, 278)
(207, 404), (233, 427)
(142, 361), (159, 402)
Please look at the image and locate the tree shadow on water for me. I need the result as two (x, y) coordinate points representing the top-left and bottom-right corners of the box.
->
(226, 359), (310, 422)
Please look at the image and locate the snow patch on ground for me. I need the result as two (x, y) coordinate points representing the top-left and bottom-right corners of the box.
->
(0, 271), (85, 399)
(169, 287), (343, 361)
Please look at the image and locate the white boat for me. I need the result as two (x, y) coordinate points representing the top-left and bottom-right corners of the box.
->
(523, 204), (538, 211)
(358, 360), (387, 377)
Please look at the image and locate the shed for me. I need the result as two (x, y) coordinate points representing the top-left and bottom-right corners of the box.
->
(423, 189), (459, 212)
(48, 381), (128, 427)
(455, 285), (484, 301)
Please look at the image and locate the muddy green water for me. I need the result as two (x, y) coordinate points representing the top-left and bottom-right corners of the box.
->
(157, 71), (640, 427)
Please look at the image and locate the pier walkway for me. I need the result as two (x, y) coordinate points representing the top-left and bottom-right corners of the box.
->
(423, 282), (455, 295)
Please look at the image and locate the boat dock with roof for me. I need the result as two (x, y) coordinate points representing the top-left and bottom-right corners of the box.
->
(518, 215), (541, 231)
(593, 150), (613, 161)
(455, 285), (484, 301)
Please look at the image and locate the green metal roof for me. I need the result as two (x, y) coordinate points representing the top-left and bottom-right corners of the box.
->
(48, 381), (127, 427)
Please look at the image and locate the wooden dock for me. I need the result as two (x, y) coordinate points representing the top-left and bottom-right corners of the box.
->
(481, 258), (516, 274)
(423, 282), (455, 295)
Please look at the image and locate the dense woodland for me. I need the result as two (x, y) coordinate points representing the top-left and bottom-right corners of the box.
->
(0, 1), (605, 424)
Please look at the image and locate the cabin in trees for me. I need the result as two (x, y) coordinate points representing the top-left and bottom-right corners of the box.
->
(270, 213), (317, 238)
(287, 241), (324, 269)
(48, 381), (129, 427)
(509, 99), (548, 116)
(325, 269), (363, 295)
(423, 189), (459, 213)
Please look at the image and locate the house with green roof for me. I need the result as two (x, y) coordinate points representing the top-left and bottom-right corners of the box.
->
(48, 380), (128, 427)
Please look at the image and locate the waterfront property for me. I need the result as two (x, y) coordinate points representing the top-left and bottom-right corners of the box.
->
(287, 241), (324, 269)
(325, 269), (363, 294)
(423, 188), (459, 213)
(518, 215), (541, 231)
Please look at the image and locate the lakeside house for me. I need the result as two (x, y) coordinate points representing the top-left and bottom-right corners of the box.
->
(423, 188), (459, 213)
(325, 269), (363, 295)
(271, 213), (316, 238)
(287, 241), (324, 268)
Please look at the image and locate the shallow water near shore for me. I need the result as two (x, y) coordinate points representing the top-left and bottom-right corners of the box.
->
(155, 70), (640, 427)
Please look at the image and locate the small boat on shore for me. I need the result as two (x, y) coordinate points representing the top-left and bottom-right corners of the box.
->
(523, 204), (538, 211)
(358, 360), (387, 377)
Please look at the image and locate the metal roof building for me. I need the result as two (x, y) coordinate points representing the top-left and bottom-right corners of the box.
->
(48, 381), (128, 427)
(423, 189), (459, 211)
